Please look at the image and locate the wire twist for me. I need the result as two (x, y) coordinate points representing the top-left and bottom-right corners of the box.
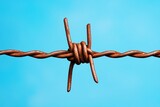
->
(0, 18), (160, 92)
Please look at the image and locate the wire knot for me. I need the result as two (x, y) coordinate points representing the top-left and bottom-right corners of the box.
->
(67, 41), (93, 65)
(64, 18), (98, 92)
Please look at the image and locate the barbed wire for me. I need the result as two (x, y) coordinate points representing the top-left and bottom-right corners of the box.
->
(0, 18), (160, 92)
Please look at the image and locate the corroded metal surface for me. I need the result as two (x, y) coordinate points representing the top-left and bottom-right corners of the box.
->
(0, 18), (160, 92)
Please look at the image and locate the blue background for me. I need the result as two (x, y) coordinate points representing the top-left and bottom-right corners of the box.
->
(0, 0), (160, 107)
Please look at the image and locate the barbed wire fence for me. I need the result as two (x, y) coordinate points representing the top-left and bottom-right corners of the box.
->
(0, 18), (160, 92)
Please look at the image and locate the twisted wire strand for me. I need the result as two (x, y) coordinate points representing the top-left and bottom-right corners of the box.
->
(92, 50), (160, 58)
(0, 17), (160, 92)
(0, 50), (71, 58)
(0, 50), (160, 58)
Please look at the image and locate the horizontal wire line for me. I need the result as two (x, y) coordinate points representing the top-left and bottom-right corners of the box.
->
(0, 50), (160, 59)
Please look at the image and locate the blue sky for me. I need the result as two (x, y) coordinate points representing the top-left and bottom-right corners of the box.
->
(0, 0), (160, 107)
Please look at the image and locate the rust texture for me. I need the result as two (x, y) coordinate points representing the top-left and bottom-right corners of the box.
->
(0, 18), (160, 92)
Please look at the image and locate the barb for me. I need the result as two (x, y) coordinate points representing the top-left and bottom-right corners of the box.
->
(0, 18), (160, 92)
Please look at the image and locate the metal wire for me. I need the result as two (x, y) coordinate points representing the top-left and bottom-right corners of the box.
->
(0, 18), (160, 92)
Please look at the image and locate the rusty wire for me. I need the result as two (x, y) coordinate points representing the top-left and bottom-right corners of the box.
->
(0, 18), (160, 92)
